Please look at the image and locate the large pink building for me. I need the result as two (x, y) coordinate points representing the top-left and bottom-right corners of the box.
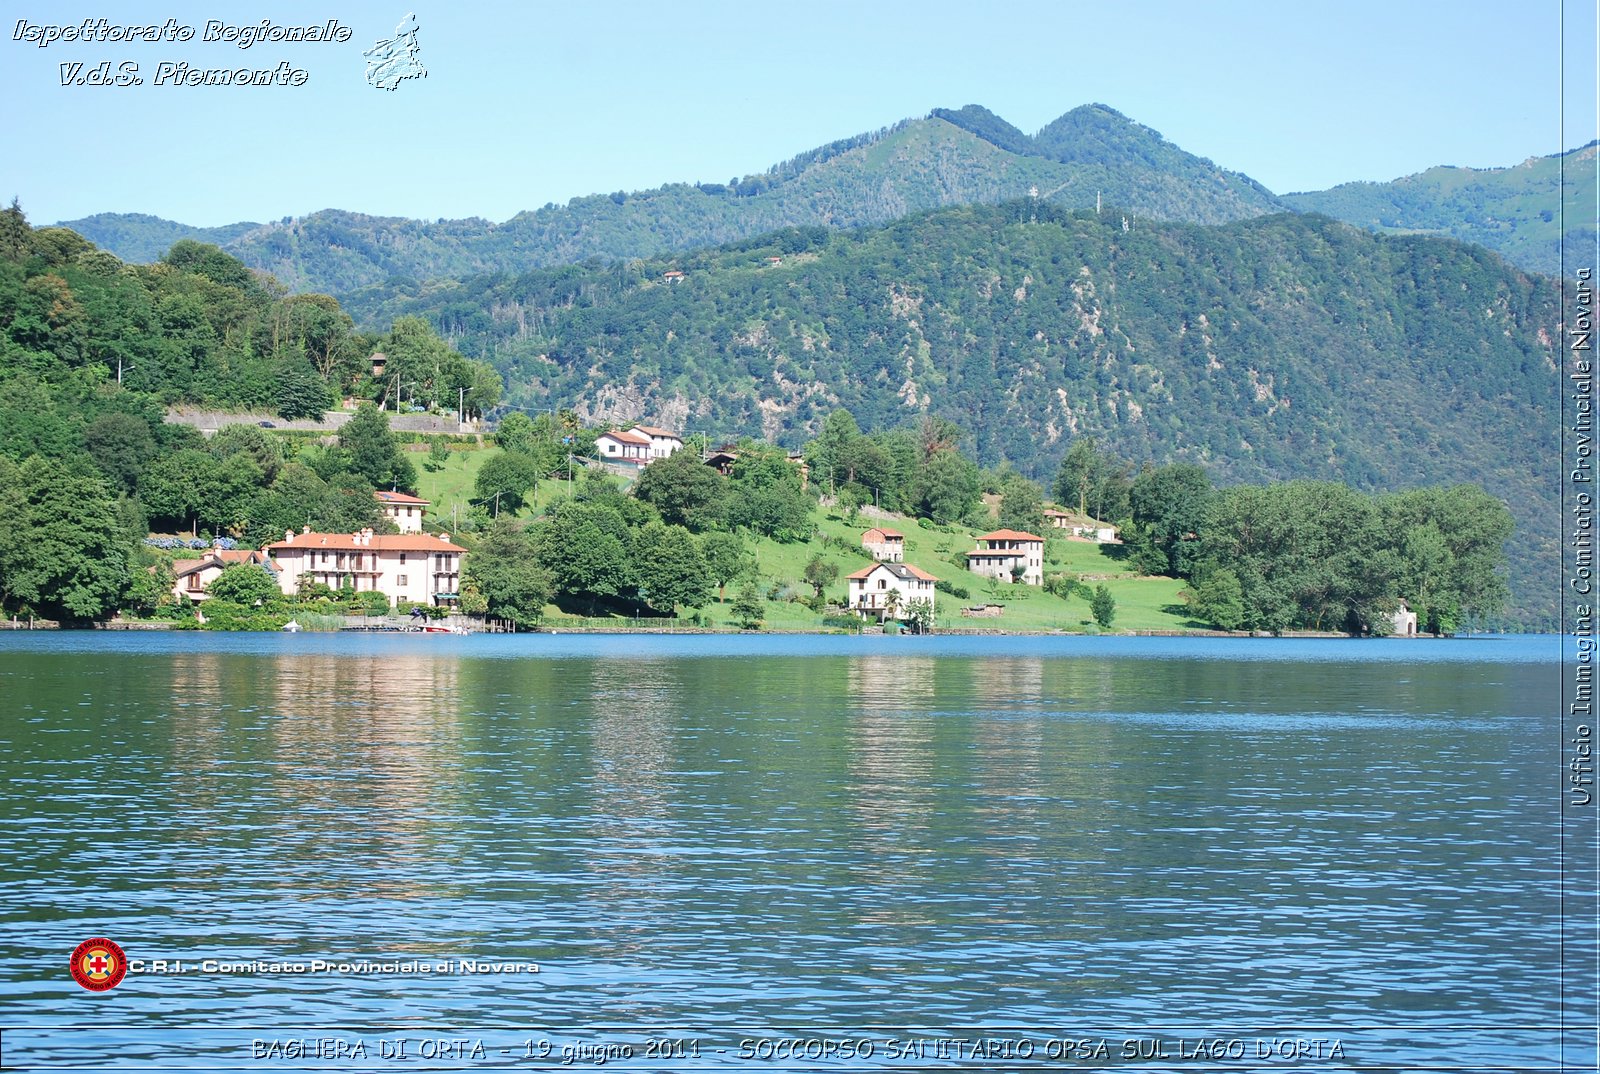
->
(267, 527), (466, 606)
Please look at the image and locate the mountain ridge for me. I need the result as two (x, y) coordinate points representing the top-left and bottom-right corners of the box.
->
(340, 200), (1562, 626)
(55, 104), (1289, 294)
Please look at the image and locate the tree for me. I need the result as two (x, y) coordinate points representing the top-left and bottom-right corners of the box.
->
(700, 531), (752, 601)
(1091, 584), (1117, 629)
(211, 423), (284, 484)
(631, 448), (726, 530)
(1129, 463), (1212, 578)
(205, 562), (282, 606)
(461, 521), (552, 629)
(535, 501), (633, 611)
(810, 407), (861, 491)
(495, 412), (537, 455)
(731, 578), (765, 629)
(1183, 568), (1246, 630)
(474, 450), (541, 515)
(725, 448), (813, 541)
(802, 555), (839, 601)
(997, 475), (1046, 535)
(915, 448), (980, 524)
(83, 412), (156, 495)
(338, 402), (416, 493)
(632, 522), (709, 614)
(0, 458), (130, 621)
(426, 437), (450, 472)
(277, 367), (332, 420)
(139, 448), (213, 532)
(1054, 438), (1132, 523)
(902, 597), (934, 634)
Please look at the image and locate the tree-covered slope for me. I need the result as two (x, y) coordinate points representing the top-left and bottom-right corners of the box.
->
(1283, 142), (1598, 277)
(55, 105), (1285, 297)
(354, 203), (1562, 626)
(50, 213), (263, 266)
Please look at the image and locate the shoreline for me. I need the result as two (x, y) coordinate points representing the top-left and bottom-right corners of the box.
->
(2, 619), (1475, 639)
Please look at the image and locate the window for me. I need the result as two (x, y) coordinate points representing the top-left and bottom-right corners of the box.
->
(186, 575), (201, 591)
(397, 574), (408, 586)
(399, 552), (407, 564)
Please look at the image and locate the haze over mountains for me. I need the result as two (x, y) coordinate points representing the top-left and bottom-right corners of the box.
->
(58, 103), (1589, 295)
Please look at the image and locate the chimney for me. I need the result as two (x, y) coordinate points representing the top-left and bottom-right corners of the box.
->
(301, 525), (311, 535)
(285, 529), (294, 543)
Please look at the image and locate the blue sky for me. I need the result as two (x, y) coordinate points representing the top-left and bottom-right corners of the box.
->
(1, 0), (1595, 226)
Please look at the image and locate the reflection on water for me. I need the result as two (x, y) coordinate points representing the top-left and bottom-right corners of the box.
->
(0, 633), (1563, 1068)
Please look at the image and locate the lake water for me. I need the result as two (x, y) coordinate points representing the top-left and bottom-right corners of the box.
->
(0, 633), (1582, 1071)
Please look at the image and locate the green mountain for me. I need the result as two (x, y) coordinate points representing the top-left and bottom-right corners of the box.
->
(56, 105), (1286, 295)
(49, 212), (262, 265)
(348, 202), (1562, 628)
(1283, 142), (1598, 276)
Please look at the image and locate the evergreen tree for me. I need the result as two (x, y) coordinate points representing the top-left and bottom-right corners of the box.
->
(338, 402), (416, 493)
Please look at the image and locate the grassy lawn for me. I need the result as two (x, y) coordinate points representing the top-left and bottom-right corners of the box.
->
(638, 506), (1195, 633)
(412, 443), (492, 529)
(403, 450), (1194, 633)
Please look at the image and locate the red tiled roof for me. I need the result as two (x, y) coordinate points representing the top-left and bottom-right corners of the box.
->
(630, 425), (679, 439)
(268, 531), (466, 553)
(976, 529), (1045, 543)
(374, 490), (429, 505)
(599, 429), (652, 446)
(862, 528), (904, 540)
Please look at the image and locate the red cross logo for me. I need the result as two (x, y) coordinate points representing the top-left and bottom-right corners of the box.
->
(70, 938), (127, 992)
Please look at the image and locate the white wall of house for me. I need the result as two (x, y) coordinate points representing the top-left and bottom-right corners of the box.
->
(847, 565), (936, 618)
(379, 502), (426, 533)
(269, 530), (465, 605)
(861, 530), (905, 562)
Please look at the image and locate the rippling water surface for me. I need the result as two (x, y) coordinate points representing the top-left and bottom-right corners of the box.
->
(0, 634), (1570, 1070)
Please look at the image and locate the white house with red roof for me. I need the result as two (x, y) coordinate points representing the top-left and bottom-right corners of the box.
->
(374, 489), (429, 533)
(266, 527), (466, 606)
(170, 548), (278, 603)
(596, 425), (682, 464)
(595, 428), (653, 464)
(966, 528), (1045, 586)
(846, 562), (938, 621)
(861, 527), (905, 562)
(629, 425), (683, 460)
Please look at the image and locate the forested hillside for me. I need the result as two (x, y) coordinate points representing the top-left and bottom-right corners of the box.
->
(49, 213), (263, 266)
(351, 201), (1562, 626)
(58, 105), (1286, 298)
(1284, 142), (1598, 277)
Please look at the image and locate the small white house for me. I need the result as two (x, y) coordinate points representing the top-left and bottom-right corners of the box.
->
(595, 428), (652, 464)
(846, 562), (937, 620)
(374, 489), (429, 533)
(861, 527), (905, 562)
(629, 425), (683, 460)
